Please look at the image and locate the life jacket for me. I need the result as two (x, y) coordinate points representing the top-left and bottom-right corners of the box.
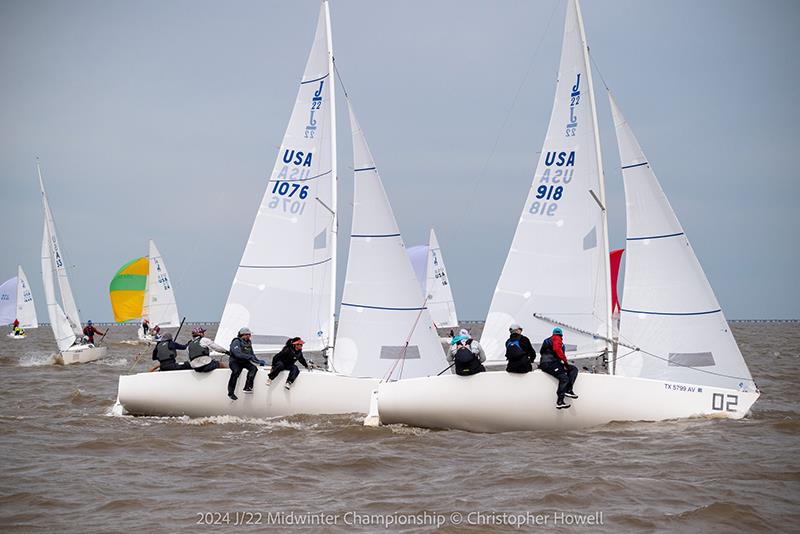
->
(505, 338), (526, 361)
(454, 341), (481, 375)
(230, 337), (254, 359)
(188, 337), (210, 360)
(155, 340), (177, 362)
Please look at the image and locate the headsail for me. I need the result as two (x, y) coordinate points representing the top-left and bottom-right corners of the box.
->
(331, 104), (447, 379)
(38, 160), (82, 341)
(610, 93), (754, 390)
(0, 276), (16, 325)
(16, 266), (38, 329)
(216, 1), (336, 353)
(144, 240), (180, 327)
(481, 0), (611, 360)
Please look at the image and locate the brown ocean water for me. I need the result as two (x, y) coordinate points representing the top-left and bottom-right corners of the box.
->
(0, 322), (798, 533)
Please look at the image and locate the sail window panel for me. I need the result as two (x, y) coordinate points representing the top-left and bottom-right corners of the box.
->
(380, 346), (421, 360)
(668, 352), (715, 367)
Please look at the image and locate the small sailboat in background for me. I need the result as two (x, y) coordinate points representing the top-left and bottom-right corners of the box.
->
(406, 228), (459, 333)
(367, 0), (758, 432)
(38, 159), (107, 364)
(109, 239), (180, 343)
(0, 265), (38, 338)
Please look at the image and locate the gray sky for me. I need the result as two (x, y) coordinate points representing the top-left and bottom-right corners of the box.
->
(1, 0), (798, 322)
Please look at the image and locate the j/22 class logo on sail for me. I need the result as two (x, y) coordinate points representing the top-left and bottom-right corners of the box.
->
(529, 151), (575, 217)
(565, 73), (580, 137)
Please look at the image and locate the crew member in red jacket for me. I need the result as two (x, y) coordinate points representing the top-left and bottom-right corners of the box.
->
(539, 327), (579, 409)
(82, 320), (106, 345)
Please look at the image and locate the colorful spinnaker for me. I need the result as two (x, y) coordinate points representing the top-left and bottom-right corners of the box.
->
(109, 257), (148, 323)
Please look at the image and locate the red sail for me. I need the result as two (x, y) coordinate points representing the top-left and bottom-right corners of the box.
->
(609, 249), (624, 315)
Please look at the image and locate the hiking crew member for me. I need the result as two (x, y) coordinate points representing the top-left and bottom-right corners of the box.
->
(150, 332), (191, 371)
(505, 323), (536, 374)
(11, 319), (24, 336)
(82, 320), (106, 345)
(227, 328), (266, 400)
(539, 327), (579, 409)
(447, 329), (486, 376)
(187, 327), (229, 373)
(141, 319), (150, 337)
(268, 337), (309, 390)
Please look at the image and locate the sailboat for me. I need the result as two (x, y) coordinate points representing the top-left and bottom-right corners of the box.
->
(109, 240), (180, 343)
(116, 1), (446, 418)
(365, 0), (759, 432)
(406, 228), (459, 331)
(38, 160), (107, 365)
(0, 266), (38, 338)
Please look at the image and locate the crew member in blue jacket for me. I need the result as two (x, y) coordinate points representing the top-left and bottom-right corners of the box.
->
(227, 327), (266, 400)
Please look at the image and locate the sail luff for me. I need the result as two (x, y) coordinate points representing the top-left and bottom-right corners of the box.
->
(574, 0), (613, 355)
(323, 0), (337, 359)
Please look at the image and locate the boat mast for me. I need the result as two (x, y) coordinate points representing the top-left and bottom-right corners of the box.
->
(324, 0), (338, 359)
(574, 0), (614, 372)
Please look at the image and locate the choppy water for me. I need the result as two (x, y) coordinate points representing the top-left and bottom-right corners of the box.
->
(0, 322), (797, 532)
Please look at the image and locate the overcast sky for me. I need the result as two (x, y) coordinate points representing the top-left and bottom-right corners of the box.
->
(1, 0), (798, 323)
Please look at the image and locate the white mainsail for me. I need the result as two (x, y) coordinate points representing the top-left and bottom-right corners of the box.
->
(41, 220), (76, 351)
(610, 94), (755, 390)
(16, 266), (38, 329)
(143, 240), (180, 327)
(38, 160), (83, 346)
(216, 1), (336, 353)
(425, 229), (459, 328)
(331, 104), (447, 379)
(481, 0), (611, 360)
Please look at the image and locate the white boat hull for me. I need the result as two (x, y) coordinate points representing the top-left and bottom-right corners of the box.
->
(117, 368), (380, 418)
(372, 370), (760, 432)
(56, 344), (108, 365)
(6, 333), (26, 339)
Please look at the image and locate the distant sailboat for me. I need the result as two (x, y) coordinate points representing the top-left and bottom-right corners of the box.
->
(367, 0), (759, 432)
(109, 240), (180, 343)
(406, 229), (459, 330)
(0, 266), (38, 338)
(38, 160), (107, 364)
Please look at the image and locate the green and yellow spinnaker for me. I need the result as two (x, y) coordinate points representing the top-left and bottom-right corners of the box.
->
(109, 257), (148, 323)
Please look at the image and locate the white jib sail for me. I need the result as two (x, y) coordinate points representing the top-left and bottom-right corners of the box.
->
(0, 276), (16, 325)
(331, 104), (447, 379)
(143, 240), (180, 327)
(215, 1), (336, 353)
(37, 160), (82, 338)
(41, 223), (75, 351)
(481, 0), (611, 361)
(16, 266), (38, 329)
(610, 93), (755, 391)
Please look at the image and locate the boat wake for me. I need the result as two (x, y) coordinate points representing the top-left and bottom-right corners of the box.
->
(18, 353), (58, 367)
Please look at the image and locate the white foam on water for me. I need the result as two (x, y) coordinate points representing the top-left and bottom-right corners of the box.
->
(18, 352), (58, 367)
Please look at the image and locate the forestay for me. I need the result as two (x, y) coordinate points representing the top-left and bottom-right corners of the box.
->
(331, 104), (446, 379)
(216, 1), (336, 353)
(144, 240), (180, 327)
(481, 0), (611, 360)
(610, 94), (755, 390)
(16, 266), (38, 329)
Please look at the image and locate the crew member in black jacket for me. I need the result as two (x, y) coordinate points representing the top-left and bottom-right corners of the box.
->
(268, 337), (309, 390)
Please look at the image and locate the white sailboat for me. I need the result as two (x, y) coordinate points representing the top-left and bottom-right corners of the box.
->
(38, 160), (107, 364)
(138, 240), (181, 341)
(117, 1), (446, 418)
(366, 0), (759, 432)
(406, 229), (459, 330)
(1, 266), (38, 338)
